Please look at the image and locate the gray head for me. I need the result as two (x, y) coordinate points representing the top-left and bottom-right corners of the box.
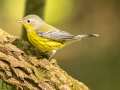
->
(21, 15), (44, 30)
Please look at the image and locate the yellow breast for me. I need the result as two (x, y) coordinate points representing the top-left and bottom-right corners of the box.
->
(27, 31), (64, 52)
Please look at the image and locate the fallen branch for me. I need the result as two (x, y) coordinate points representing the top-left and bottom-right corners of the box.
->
(0, 28), (89, 90)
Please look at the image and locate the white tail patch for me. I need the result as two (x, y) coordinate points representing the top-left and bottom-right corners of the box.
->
(74, 34), (99, 40)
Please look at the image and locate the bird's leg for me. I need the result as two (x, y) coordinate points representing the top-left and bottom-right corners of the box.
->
(48, 50), (56, 60)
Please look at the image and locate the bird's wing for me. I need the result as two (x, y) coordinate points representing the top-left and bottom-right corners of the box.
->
(37, 24), (74, 41)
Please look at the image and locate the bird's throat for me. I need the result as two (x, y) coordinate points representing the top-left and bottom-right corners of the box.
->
(23, 24), (35, 32)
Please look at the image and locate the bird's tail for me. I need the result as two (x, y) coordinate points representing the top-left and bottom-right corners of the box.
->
(74, 34), (99, 40)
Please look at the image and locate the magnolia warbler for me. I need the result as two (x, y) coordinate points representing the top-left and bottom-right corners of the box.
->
(18, 15), (99, 59)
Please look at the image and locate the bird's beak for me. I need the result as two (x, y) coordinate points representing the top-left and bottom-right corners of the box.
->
(17, 18), (23, 23)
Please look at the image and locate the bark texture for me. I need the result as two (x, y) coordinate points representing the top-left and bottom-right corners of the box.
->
(0, 28), (89, 90)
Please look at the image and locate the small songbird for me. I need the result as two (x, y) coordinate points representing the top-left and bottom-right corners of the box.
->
(18, 15), (99, 59)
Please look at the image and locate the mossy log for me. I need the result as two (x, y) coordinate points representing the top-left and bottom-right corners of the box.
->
(0, 28), (89, 90)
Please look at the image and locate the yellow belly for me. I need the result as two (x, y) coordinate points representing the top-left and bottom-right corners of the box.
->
(27, 31), (64, 52)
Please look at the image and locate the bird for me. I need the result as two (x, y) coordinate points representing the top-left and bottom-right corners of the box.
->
(18, 15), (99, 60)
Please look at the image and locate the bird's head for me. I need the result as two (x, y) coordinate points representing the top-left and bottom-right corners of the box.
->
(18, 15), (44, 31)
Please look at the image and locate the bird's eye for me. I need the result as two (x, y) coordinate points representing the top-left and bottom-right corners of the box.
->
(27, 19), (30, 23)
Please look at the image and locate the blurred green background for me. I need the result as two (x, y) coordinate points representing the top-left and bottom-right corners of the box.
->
(0, 0), (120, 90)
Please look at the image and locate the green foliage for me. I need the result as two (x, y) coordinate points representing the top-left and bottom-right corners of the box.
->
(0, 80), (16, 90)
(44, 0), (74, 24)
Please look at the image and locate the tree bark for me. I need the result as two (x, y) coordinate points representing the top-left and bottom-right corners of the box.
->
(25, 0), (45, 18)
(0, 28), (89, 90)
